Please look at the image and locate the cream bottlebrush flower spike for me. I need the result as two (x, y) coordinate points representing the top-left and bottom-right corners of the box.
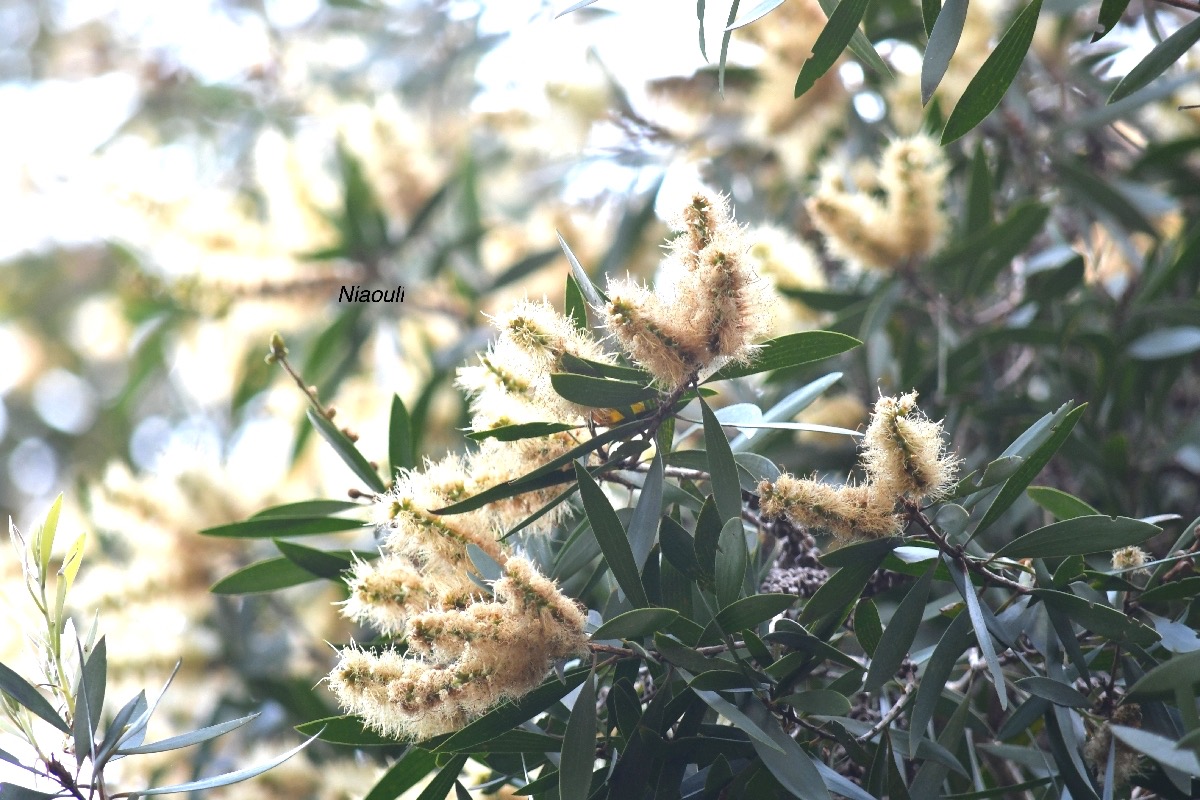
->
(807, 134), (949, 271)
(604, 191), (774, 390)
(330, 557), (587, 740)
(758, 391), (957, 540)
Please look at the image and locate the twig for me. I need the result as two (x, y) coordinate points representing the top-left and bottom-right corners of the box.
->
(266, 333), (335, 420)
(855, 682), (916, 743)
(1149, 0), (1200, 17)
(904, 501), (1031, 595)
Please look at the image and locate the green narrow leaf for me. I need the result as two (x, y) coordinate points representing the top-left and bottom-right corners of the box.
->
(968, 402), (1086, 541)
(415, 754), (469, 800)
(702, 398), (743, 526)
(801, 540), (893, 627)
(695, 495), (722, 577)
(922, 0), (969, 105)
(909, 611), (972, 756)
(1026, 486), (1099, 520)
(941, 0), (1044, 144)
(0, 784), (60, 799)
(212, 555), (345, 594)
(795, 0), (872, 98)
(134, 733), (318, 795)
(1091, 0), (1131, 41)
(994, 515), (1160, 559)
(574, 461), (649, 607)
(698, 0), (708, 60)
(814, 0), (893, 78)
(593, 608), (680, 640)
(0, 660), (70, 733)
(389, 394), (414, 475)
(556, 231), (607, 307)
(550, 373), (657, 409)
(73, 637), (107, 765)
(681, 673), (785, 753)
(780, 690), (852, 716)
(306, 409), (386, 493)
(718, 0), (742, 95)
(565, 273), (588, 332)
(713, 593), (796, 631)
(956, 560), (1008, 709)
(922, 0), (940, 36)
(855, 599), (883, 657)
(119, 713), (259, 755)
(1014, 677), (1090, 707)
(1111, 725), (1200, 777)
(715, 518), (750, 608)
(629, 453), (664, 570)
(865, 563), (935, 694)
(274, 539), (358, 580)
(466, 422), (582, 442)
(1057, 159), (1157, 235)
(1109, 15), (1200, 103)
(435, 667), (590, 752)
(251, 500), (361, 518)
(202, 516), (364, 539)
(559, 670), (597, 800)
(741, 697), (833, 799)
(707, 332), (860, 382)
(295, 714), (399, 746)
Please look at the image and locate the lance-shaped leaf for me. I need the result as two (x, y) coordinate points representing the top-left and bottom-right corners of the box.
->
(0, 660), (69, 733)
(251, 500), (360, 518)
(968, 402), (1086, 542)
(795, 0), (873, 98)
(740, 697), (833, 799)
(922, 0), (969, 104)
(467, 422), (582, 442)
(296, 714), (399, 746)
(1026, 486), (1098, 520)
(388, 394), (414, 474)
(1014, 677), (1089, 708)
(73, 637), (107, 766)
(565, 272), (588, 331)
(415, 754), (469, 800)
(1109, 15), (1200, 103)
(679, 671), (785, 753)
(941, 0), (1043, 144)
(715, 518), (750, 608)
(575, 461), (650, 607)
(559, 669), (597, 800)
(909, 611), (972, 757)
(727, 0), (787, 30)
(814, 0), (892, 77)
(702, 398), (743, 526)
(954, 558), (1008, 709)
(993, 515), (1160, 560)
(719, 0), (742, 95)
(211, 551), (375, 595)
(550, 373), (657, 409)
(364, 748), (438, 800)
(864, 563), (934, 694)
(556, 231), (607, 306)
(628, 453), (664, 569)
(306, 408), (386, 493)
(1092, 0), (1130, 41)
(592, 608), (680, 640)
(731, 372), (842, 452)
(202, 516), (364, 539)
(119, 713), (260, 754)
(133, 732), (319, 795)
(706, 332), (860, 382)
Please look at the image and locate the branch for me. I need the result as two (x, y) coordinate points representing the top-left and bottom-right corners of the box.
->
(855, 682), (916, 743)
(903, 501), (1031, 595)
(1150, 0), (1200, 14)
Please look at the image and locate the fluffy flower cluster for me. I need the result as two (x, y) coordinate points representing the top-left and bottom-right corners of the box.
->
(334, 299), (599, 739)
(807, 135), (949, 271)
(604, 192), (774, 389)
(759, 392), (958, 540)
(331, 557), (587, 740)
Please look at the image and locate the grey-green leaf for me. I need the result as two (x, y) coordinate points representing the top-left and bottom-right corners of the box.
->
(702, 398), (743, 526)
(1014, 676), (1090, 707)
(1026, 486), (1099, 520)
(1128, 326), (1200, 360)
(715, 518), (749, 608)
(629, 453), (664, 569)
(941, 0), (1043, 144)
(0, 660), (69, 733)
(993, 515), (1160, 560)
(574, 461), (649, 607)
(864, 563), (934, 695)
(1109, 16), (1200, 103)
(592, 608), (679, 640)
(306, 409), (387, 493)
(119, 713), (260, 755)
(556, 231), (607, 307)
(133, 733), (318, 795)
(559, 671), (597, 800)
(922, 0), (969, 105)
(957, 559), (1008, 709)
(794, 0), (873, 98)
(388, 393), (414, 475)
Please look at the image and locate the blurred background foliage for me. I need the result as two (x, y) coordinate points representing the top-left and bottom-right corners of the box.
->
(1, 0), (1199, 795)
